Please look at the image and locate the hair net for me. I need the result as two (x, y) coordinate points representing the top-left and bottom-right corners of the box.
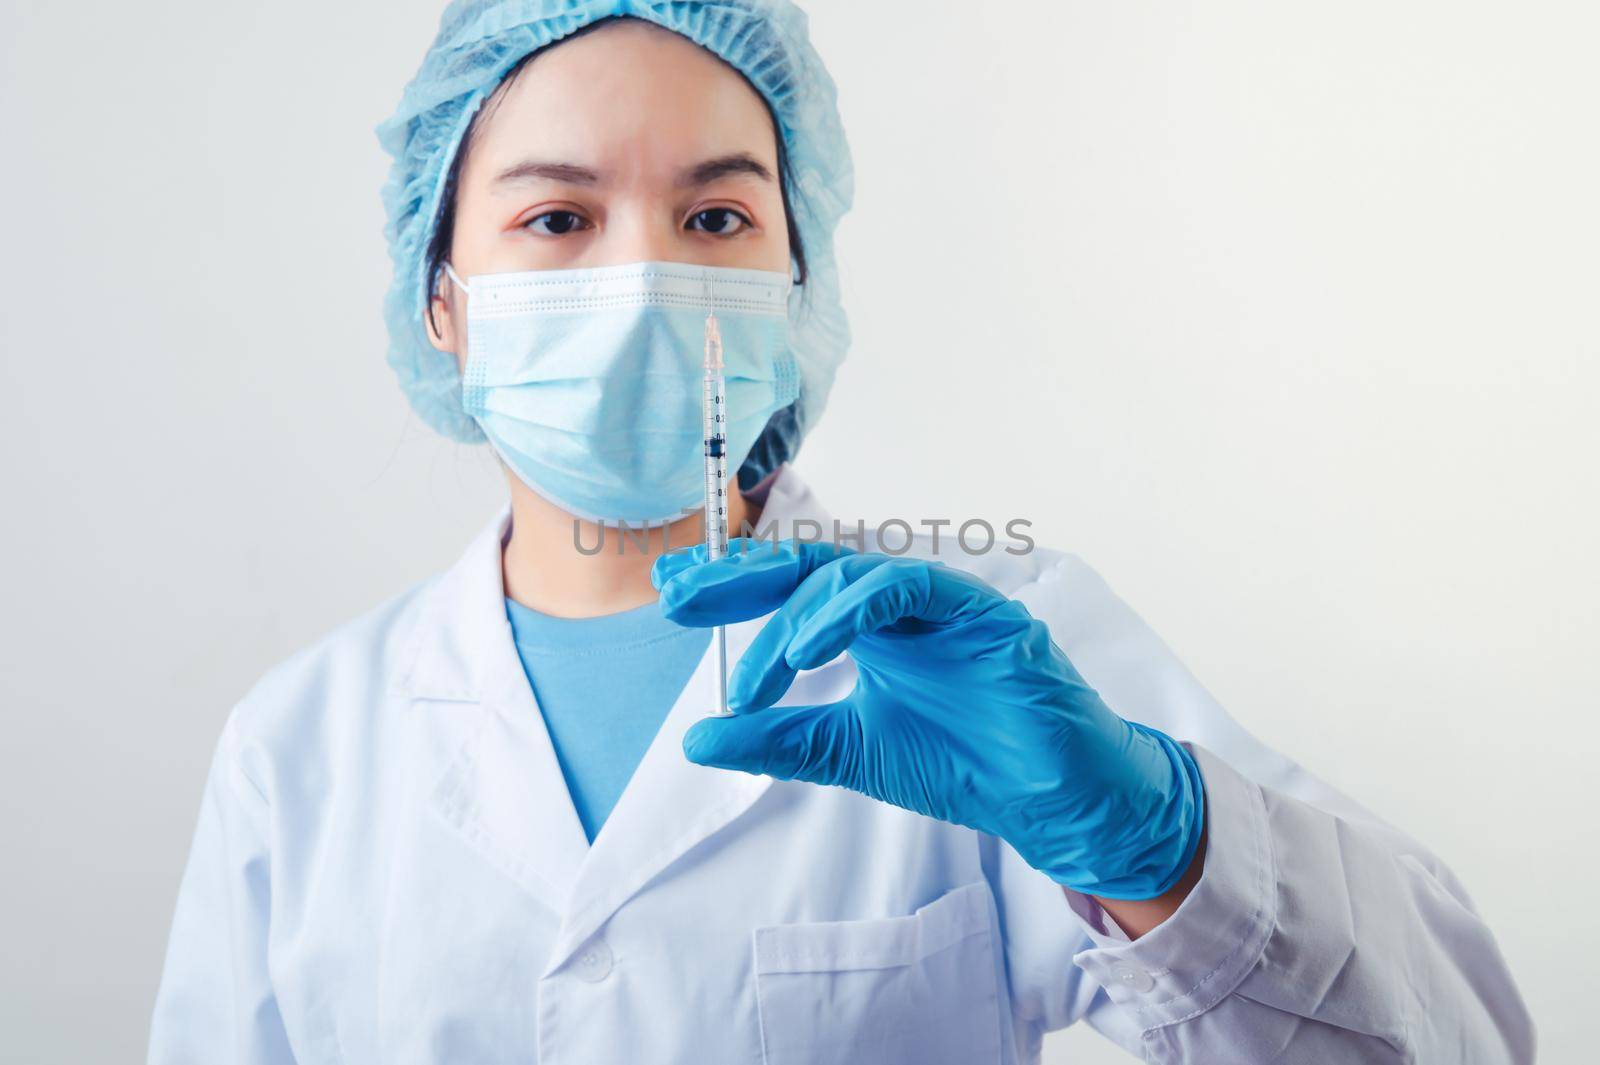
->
(375, 0), (853, 485)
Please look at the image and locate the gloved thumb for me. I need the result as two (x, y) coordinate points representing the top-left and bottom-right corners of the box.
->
(682, 701), (858, 788)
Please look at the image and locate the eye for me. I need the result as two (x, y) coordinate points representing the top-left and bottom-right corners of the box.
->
(687, 207), (751, 236)
(523, 210), (591, 236)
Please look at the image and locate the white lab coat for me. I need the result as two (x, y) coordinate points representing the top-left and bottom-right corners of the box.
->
(149, 466), (1533, 1063)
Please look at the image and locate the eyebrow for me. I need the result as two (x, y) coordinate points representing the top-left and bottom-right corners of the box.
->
(490, 153), (774, 189)
(493, 160), (601, 186)
(676, 152), (775, 188)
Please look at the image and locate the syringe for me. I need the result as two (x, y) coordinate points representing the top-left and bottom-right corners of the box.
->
(702, 309), (731, 717)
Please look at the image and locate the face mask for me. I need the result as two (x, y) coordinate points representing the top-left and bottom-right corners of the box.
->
(445, 260), (798, 526)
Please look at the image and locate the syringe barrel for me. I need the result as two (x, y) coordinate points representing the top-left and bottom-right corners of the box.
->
(702, 366), (729, 559)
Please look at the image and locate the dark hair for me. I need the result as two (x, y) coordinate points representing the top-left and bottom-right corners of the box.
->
(424, 17), (808, 338)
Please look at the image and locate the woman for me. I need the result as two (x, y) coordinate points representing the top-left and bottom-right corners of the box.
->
(149, 3), (1533, 1062)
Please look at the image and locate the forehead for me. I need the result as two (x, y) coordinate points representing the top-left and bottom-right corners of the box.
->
(463, 20), (780, 180)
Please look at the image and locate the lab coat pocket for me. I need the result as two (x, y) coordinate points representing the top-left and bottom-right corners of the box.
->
(752, 881), (1005, 1065)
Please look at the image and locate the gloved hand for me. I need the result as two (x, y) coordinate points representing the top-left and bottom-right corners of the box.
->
(652, 539), (1206, 900)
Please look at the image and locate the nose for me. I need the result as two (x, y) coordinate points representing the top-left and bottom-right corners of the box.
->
(597, 207), (704, 267)
(612, 221), (677, 265)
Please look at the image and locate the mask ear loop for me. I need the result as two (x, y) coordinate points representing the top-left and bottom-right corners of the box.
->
(440, 263), (474, 370)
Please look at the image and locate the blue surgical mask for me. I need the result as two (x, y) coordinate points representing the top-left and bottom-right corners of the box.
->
(445, 261), (799, 525)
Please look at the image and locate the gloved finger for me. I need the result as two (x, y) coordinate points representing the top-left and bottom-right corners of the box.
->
(650, 542), (714, 589)
(650, 536), (846, 586)
(682, 700), (859, 788)
(657, 538), (857, 627)
(728, 554), (894, 713)
(783, 558), (937, 669)
(786, 559), (1010, 670)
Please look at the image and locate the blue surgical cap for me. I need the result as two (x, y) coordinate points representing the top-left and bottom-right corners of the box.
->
(375, 0), (853, 484)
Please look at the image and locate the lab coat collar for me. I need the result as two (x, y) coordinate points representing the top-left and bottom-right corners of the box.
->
(394, 465), (839, 969)
(393, 464), (827, 705)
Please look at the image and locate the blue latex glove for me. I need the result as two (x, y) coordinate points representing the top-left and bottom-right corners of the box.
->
(652, 540), (1206, 900)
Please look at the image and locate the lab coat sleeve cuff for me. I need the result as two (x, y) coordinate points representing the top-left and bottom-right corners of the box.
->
(1066, 744), (1277, 1028)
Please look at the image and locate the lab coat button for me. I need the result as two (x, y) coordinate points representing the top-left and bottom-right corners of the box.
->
(1109, 962), (1155, 993)
(573, 940), (614, 983)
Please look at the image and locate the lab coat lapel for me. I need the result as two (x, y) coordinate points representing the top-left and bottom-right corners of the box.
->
(546, 466), (837, 971)
(398, 507), (590, 916)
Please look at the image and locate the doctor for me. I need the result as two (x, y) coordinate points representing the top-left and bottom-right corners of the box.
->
(150, 2), (1533, 1063)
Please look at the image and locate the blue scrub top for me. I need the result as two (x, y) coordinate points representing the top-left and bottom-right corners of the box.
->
(505, 595), (711, 842)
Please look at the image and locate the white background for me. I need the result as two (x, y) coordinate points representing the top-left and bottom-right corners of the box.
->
(2, 2), (1596, 1061)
